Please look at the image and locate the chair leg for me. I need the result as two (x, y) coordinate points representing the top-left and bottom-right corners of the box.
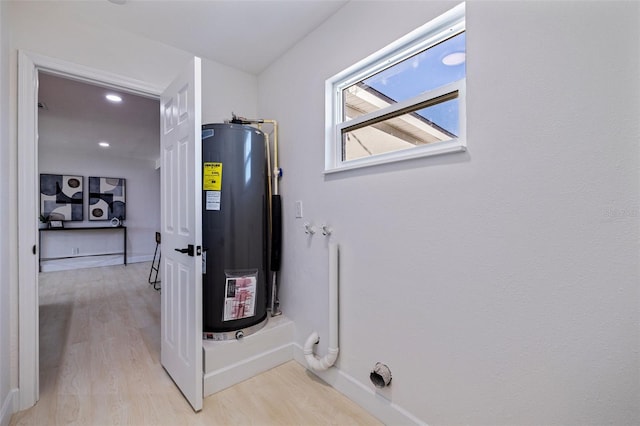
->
(149, 241), (161, 292)
(153, 253), (161, 292)
(148, 243), (159, 285)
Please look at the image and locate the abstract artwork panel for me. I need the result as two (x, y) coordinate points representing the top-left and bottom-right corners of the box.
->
(40, 174), (84, 221)
(89, 177), (126, 221)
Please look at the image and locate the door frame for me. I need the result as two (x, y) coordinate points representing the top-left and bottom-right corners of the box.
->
(17, 50), (163, 409)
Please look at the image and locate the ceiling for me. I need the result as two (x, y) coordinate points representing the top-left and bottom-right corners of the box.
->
(36, 0), (348, 75)
(38, 72), (161, 161)
(37, 0), (348, 161)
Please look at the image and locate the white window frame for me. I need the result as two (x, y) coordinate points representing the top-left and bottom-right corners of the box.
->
(324, 2), (466, 173)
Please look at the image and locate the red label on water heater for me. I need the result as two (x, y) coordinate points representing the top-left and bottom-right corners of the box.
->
(223, 274), (257, 321)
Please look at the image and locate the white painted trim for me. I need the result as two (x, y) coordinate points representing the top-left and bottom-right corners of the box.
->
(203, 315), (294, 396)
(23, 51), (163, 98)
(17, 50), (39, 411)
(0, 389), (18, 426)
(324, 2), (466, 173)
(17, 49), (162, 410)
(323, 142), (466, 175)
(203, 344), (293, 396)
(328, 3), (465, 91)
(128, 254), (154, 264)
(293, 344), (426, 426)
(39, 254), (153, 273)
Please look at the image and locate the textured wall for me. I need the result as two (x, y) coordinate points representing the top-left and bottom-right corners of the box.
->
(258, 1), (640, 424)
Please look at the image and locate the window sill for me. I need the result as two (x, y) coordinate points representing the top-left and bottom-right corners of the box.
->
(323, 140), (466, 175)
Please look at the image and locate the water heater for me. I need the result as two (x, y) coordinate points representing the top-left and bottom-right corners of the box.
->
(201, 123), (269, 340)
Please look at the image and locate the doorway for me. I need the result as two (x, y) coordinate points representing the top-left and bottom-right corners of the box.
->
(37, 72), (160, 272)
(17, 50), (163, 410)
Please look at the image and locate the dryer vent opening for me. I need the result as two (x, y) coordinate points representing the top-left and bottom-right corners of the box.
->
(370, 362), (392, 388)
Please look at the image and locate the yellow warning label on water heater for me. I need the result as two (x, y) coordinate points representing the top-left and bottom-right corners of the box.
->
(203, 162), (222, 191)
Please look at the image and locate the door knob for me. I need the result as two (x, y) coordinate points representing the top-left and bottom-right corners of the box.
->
(175, 244), (194, 256)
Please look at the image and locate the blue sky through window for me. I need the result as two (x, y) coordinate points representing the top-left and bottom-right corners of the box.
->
(362, 32), (465, 135)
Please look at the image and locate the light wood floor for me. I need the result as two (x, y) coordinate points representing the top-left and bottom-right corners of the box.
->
(10, 262), (381, 426)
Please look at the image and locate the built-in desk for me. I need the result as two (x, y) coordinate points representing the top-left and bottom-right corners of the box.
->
(39, 226), (127, 271)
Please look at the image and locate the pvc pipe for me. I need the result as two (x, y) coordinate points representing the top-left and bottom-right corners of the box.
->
(304, 243), (339, 371)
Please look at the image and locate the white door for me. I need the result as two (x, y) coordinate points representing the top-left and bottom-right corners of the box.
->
(160, 57), (203, 411)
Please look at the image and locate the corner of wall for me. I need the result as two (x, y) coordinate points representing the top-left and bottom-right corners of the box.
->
(0, 389), (18, 426)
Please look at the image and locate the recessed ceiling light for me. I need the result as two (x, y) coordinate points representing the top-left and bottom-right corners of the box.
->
(99, 141), (110, 148)
(105, 94), (122, 103)
(442, 52), (466, 66)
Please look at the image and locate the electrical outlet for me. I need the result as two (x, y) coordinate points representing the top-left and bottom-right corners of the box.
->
(295, 201), (303, 218)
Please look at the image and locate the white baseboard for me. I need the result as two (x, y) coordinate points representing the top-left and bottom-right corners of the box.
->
(203, 343), (293, 396)
(203, 315), (295, 396)
(40, 255), (124, 272)
(0, 389), (18, 426)
(293, 344), (426, 426)
(40, 254), (153, 272)
(128, 254), (153, 264)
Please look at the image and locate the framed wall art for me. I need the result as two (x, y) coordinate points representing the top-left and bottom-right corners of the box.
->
(89, 177), (126, 221)
(39, 174), (84, 221)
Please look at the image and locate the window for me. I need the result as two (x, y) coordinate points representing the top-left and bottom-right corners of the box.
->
(325, 3), (466, 172)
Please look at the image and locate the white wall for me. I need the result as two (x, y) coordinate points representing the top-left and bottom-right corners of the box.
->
(7, 1), (639, 424)
(7, 1), (258, 122)
(258, 1), (640, 425)
(38, 147), (161, 270)
(6, 0), (258, 418)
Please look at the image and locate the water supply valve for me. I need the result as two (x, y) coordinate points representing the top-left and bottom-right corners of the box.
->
(304, 223), (315, 235)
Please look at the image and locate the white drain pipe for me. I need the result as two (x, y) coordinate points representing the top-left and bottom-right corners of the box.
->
(304, 242), (339, 371)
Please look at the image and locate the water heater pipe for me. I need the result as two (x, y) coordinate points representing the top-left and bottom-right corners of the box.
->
(263, 119), (282, 316)
(230, 114), (282, 316)
(263, 119), (280, 195)
(304, 243), (339, 371)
